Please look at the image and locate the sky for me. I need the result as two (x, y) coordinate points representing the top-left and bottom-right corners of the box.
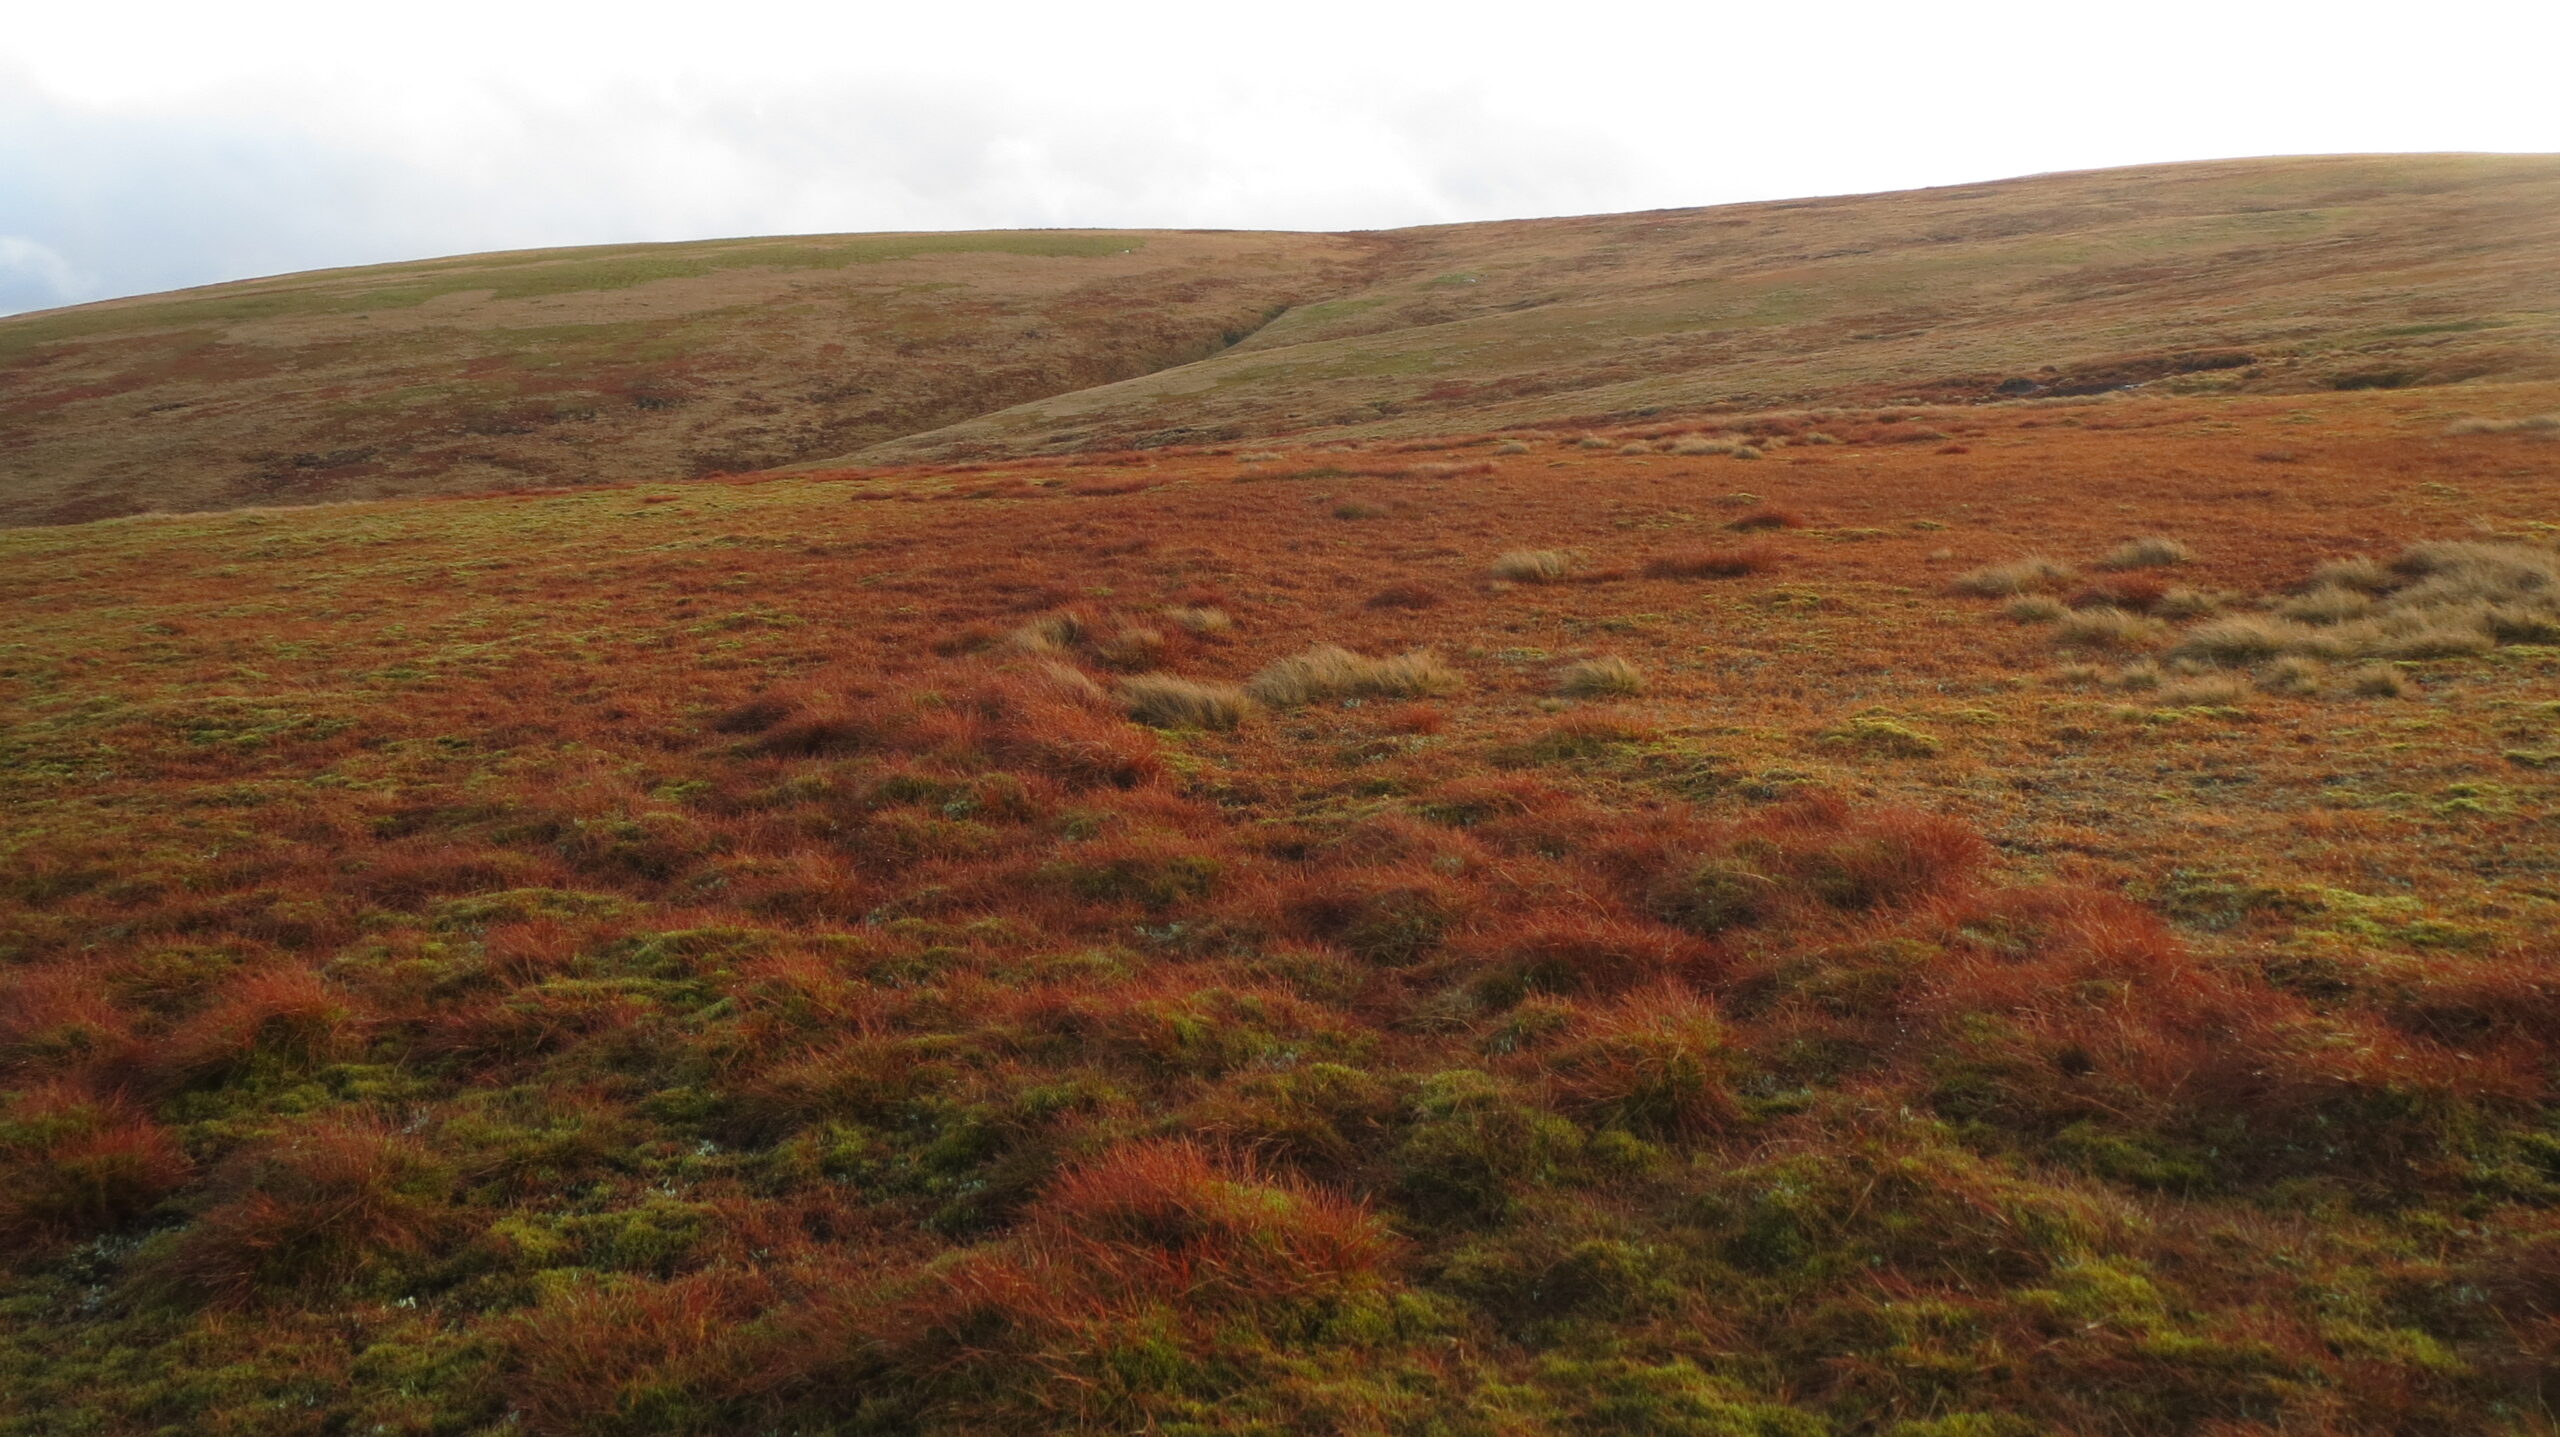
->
(5, 0), (2557, 316)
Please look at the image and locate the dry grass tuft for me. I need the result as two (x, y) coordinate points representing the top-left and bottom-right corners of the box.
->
(2097, 536), (2193, 570)
(2257, 656), (2325, 695)
(2155, 673), (2250, 706)
(1492, 550), (1572, 584)
(1954, 556), (2077, 596)
(2155, 586), (2223, 618)
(2347, 663), (2410, 697)
(2170, 539), (2560, 667)
(1009, 611), (1091, 653)
(1165, 605), (1233, 635)
(2007, 596), (2065, 623)
(1246, 646), (1461, 708)
(2281, 586), (2375, 624)
(1557, 656), (1645, 698)
(2172, 614), (2318, 665)
(1119, 674), (1255, 731)
(2311, 555), (2396, 593)
(1097, 628), (1169, 670)
(2446, 414), (2560, 435)
(2052, 606), (2165, 651)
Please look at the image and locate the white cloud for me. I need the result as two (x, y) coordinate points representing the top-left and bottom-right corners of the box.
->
(0, 235), (90, 312)
(2, 0), (2557, 315)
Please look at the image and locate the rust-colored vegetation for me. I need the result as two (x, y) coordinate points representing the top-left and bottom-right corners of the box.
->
(2, 374), (2559, 1435)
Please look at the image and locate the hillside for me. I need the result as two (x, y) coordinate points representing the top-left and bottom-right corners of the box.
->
(5, 153), (2558, 526)
(5, 381), (2560, 1432)
(0, 230), (1381, 524)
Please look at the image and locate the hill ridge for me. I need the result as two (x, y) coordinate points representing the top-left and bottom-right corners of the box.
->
(5, 153), (2557, 525)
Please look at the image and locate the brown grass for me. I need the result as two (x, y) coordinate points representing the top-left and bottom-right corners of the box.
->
(1556, 656), (1645, 697)
(1954, 556), (2078, 597)
(2096, 536), (2194, 570)
(1244, 645), (1461, 708)
(1491, 549), (1572, 584)
(1119, 674), (1255, 730)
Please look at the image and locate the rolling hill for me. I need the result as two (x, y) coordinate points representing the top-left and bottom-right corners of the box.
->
(4, 152), (2557, 526)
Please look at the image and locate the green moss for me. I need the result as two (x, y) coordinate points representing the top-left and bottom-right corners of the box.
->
(1817, 717), (1940, 758)
(1394, 1070), (1584, 1224)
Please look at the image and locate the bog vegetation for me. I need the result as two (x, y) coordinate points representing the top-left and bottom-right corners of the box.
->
(2, 381), (2558, 1435)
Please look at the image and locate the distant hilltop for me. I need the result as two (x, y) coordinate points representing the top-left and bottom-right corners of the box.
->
(4, 153), (2556, 526)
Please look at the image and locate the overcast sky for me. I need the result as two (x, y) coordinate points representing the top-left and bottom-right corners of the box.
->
(5, 0), (2556, 316)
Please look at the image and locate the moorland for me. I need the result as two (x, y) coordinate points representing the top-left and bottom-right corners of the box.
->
(2, 155), (2559, 1436)
(3, 153), (2555, 526)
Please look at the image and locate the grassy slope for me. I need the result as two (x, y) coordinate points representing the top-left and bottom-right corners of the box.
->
(0, 229), (1382, 525)
(6, 155), (2557, 526)
(4, 380), (2560, 1432)
(852, 154), (2560, 460)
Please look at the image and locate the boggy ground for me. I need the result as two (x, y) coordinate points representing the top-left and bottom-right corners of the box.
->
(3, 382), (2559, 1434)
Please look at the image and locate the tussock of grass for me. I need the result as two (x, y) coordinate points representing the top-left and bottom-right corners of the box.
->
(1492, 549), (1572, 584)
(1954, 556), (2077, 596)
(2446, 413), (2560, 435)
(2173, 615), (2317, 665)
(2053, 606), (2165, 651)
(2347, 663), (2410, 697)
(1245, 645), (1460, 708)
(1118, 673), (1255, 730)
(1009, 611), (1089, 652)
(2280, 586), (2374, 624)
(1164, 605), (1232, 635)
(2007, 596), (2065, 623)
(2172, 539), (2560, 667)
(1557, 656), (1645, 698)
(2097, 536), (2193, 570)
(2310, 555), (2395, 593)
(1097, 627), (1168, 670)
(2258, 655), (2324, 695)
(2155, 674), (2250, 706)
